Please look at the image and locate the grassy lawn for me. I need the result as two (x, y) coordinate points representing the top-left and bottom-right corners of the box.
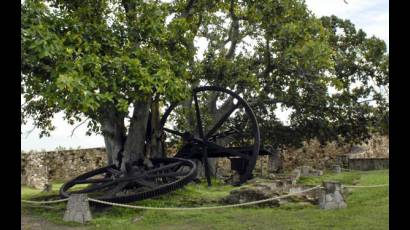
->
(21, 170), (389, 230)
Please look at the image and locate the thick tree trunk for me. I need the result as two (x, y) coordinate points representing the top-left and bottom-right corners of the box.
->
(182, 96), (196, 133)
(121, 98), (152, 170)
(148, 99), (165, 158)
(205, 92), (219, 177)
(100, 109), (126, 167)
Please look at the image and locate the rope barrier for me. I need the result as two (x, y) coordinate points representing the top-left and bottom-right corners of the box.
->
(86, 185), (321, 210)
(343, 184), (389, 188)
(20, 182), (388, 209)
(21, 203), (63, 210)
(21, 198), (69, 204)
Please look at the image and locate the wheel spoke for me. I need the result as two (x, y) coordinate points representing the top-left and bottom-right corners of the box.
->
(105, 181), (130, 196)
(209, 128), (242, 140)
(193, 92), (212, 186)
(201, 148), (212, 186)
(106, 168), (122, 176)
(71, 181), (117, 194)
(146, 171), (187, 178)
(206, 142), (251, 160)
(134, 178), (157, 189)
(145, 161), (183, 174)
(163, 127), (185, 137)
(205, 103), (239, 139)
(74, 174), (141, 186)
(193, 93), (205, 138)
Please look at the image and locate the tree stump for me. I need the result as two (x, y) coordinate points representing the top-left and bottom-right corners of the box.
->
(63, 194), (92, 223)
(318, 181), (347, 209)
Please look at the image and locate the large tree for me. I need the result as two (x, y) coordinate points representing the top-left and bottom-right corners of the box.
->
(22, 0), (203, 170)
(22, 0), (388, 172)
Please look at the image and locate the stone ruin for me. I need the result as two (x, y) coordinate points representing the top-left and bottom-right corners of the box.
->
(281, 135), (389, 172)
(219, 169), (350, 210)
(220, 172), (319, 207)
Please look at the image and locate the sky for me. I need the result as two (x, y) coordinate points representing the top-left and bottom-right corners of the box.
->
(21, 0), (389, 151)
(305, 0), (389, 46)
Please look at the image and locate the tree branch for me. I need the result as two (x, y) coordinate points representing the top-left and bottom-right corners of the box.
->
(214, 96), (235, 122)
(357, 99), (378, 104)
(69, 118), (90, 137)
(225, 0), (240, 59)
(21, 100), (29, 107)
(23, 125), (36, 139)
(181, 0), (197, 18)
(262, 37), (272, 78)
(121, 0), (141, 49)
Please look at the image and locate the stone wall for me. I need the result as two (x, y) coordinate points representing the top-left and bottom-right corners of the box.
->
(21, 148), (107, 189)
(346, 135), (389, 159)
(279, 135), (389, 172)
(21, 135), (388, 189)
(348, 158), (389, 171)
(227, 135), (389, 174)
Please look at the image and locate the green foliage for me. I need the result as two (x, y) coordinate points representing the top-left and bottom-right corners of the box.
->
(172, 0), (388, 149)
(22, 0), (194, 136)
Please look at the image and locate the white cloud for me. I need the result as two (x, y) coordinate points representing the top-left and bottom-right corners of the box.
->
(305, 0), (389, 45)
(21, 112), (105, 151)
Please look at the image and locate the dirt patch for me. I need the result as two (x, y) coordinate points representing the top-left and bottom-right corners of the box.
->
(21, 213), (88, 230)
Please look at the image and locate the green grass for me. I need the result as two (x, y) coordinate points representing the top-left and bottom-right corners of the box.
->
(22, 170), (389, 230)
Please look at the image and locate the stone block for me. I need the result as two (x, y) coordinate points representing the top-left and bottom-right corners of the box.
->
(313, 170), (323, 176)
(301, 166), (311, 176)
(291, 168), (301, 180)
(299, 166), (322, 177)
(63, 194), (92, 224)
(319, 181), (347, 209)
(332, 164), (341, 173)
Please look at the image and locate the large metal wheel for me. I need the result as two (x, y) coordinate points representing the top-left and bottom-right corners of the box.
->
(60, 157), (197, 203)
(160, 86), (260, 186)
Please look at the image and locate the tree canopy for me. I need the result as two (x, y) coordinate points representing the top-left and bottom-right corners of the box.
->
(22, 0), (195, 135)
(22, 0), (389, 167)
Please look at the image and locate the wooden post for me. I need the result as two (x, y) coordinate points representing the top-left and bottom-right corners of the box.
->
(63, 194), (92, 224)
(318, 181), (347, 209)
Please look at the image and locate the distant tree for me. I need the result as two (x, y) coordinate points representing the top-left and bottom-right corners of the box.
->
(318, 15), (389, 141)
(175, 2), (389, 149)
